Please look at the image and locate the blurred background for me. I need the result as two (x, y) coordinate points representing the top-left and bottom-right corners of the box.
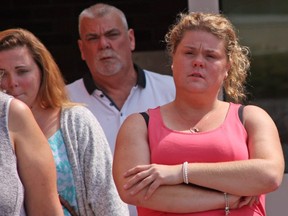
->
(1, 1), (288, 214)
(1, 0), (287, 167)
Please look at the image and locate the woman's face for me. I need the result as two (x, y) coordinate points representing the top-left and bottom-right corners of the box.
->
(172, 30), (230, 95)
(0, 46), (41, 108)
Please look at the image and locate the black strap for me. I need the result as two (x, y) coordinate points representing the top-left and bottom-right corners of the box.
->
(139, 112), (149, 127)
(140, 107), (243, 127)
(238, 105), (244, 124)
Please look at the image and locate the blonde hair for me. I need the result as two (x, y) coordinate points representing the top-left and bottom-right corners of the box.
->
(165, 12), (250, 103)
(0, 28), (73, 108)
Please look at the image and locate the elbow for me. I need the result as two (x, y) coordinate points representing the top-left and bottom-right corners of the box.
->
(270, 161), (285, 191)
(262, 167), (284, 193)
(264, 178), (281, 193)
(118, 190), (132, 204)
(268, 171), (284, 192)
(118, 190), (142, 207)
(113, 174), (145, 206)
(113, 179), (140, 206)
(113, 182), (132, 205)
(113, 180), (140, 206)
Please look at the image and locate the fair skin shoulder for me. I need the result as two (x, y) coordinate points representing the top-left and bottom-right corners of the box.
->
(113, 111), (251, 213)
(78, 12), (137, 109)
(0, 47), (60, 138)
(8, 98), (63, 215)
(120, 104), (283, 197)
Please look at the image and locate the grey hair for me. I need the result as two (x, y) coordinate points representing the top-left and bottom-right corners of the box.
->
(78, 3), (128, 35)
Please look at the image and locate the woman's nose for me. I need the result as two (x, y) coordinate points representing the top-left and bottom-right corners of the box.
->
(6, 75), (19, 88)
(192, 57), (204, 68)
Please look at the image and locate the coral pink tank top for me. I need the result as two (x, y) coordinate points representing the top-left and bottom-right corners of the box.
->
(137, 103), (265, 216)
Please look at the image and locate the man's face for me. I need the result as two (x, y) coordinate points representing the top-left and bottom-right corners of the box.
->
(78, 13), (135, 77)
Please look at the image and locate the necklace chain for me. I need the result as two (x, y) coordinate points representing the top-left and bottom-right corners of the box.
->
(174, 105), (217, 133)
(189, 127), (200, 133)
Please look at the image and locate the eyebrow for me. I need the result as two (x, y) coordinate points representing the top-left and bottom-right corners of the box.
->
(15, 65), (29, 69)
(84, 33), (99, 39)
(84, 28), (120, 39)
(184, 45), (219, 52)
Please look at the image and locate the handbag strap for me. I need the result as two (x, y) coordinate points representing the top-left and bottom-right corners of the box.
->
(59, 194), (78, 216)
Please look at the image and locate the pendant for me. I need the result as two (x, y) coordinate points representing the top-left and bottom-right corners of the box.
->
(189, 127), (200, 133)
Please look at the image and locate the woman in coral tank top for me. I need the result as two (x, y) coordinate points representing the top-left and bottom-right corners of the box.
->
(113, 12), (284, 216)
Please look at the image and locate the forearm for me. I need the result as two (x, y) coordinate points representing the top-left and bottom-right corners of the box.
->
(186, 159), (283, 196)
(123, 184), (227, 213)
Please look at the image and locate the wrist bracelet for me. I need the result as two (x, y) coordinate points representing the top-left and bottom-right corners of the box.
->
(224, 192), (230, 215)
(182, 161), (189, 184)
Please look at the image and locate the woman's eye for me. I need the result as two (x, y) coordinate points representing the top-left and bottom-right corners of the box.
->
(17, 69), (29, 75)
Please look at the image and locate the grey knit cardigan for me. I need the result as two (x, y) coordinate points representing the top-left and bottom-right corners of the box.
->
(60, 105), (129, 216)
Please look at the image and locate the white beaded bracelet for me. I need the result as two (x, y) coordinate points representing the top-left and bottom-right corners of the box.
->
(182, 161), (189, 184)
(224, 192), (230, 215)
